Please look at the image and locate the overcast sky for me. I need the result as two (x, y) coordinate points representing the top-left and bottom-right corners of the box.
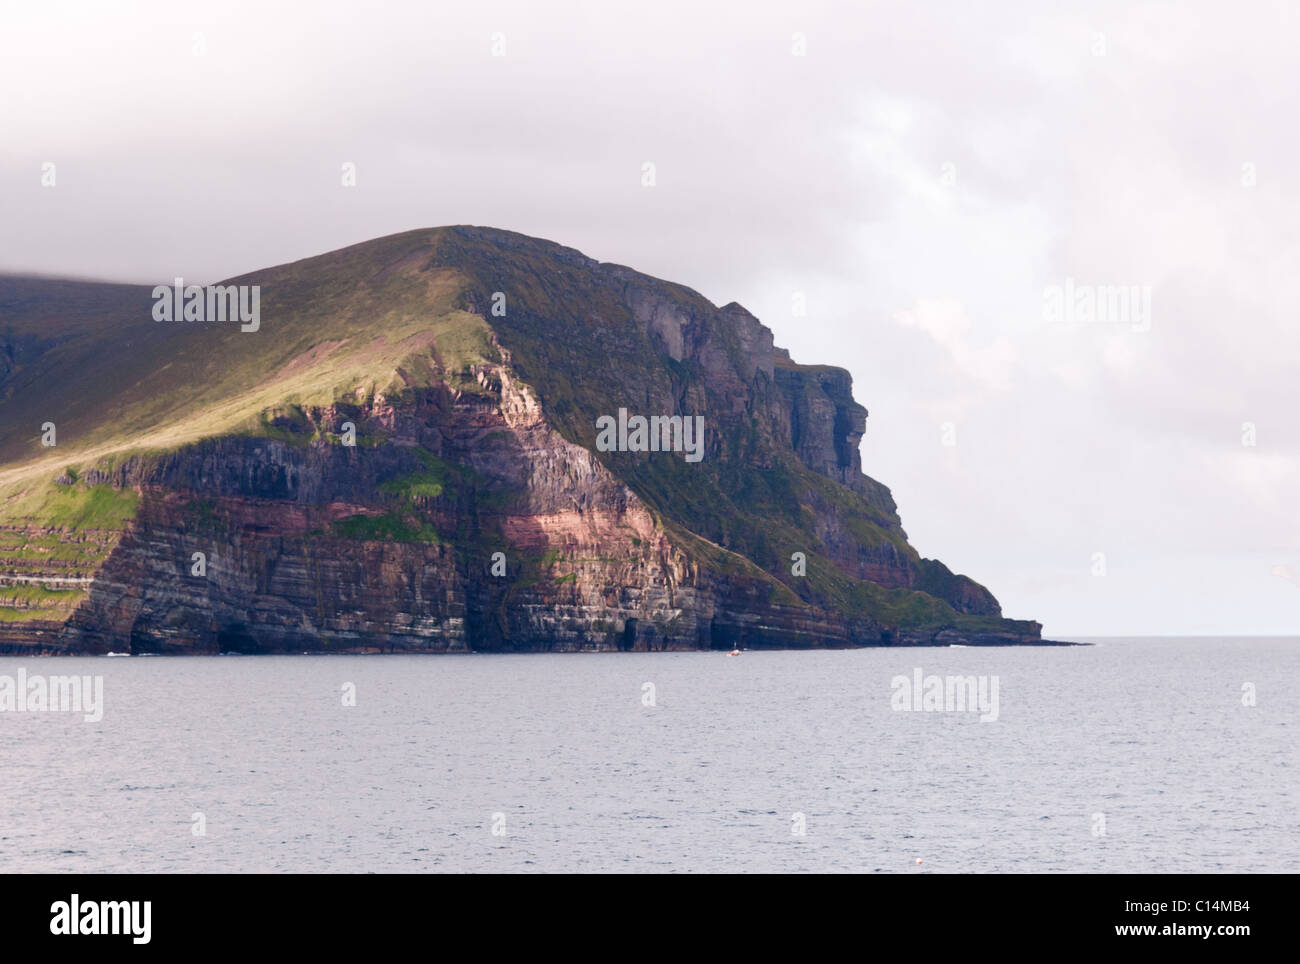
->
(2, 0), (1297, 636)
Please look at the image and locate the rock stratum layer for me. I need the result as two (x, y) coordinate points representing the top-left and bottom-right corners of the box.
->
(0, 227), (1049, 654)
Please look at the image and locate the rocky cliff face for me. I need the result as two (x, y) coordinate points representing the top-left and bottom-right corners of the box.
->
(0, 227), (1044, 653)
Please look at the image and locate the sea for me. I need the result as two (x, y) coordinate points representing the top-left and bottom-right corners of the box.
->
(1, 636), (1294, 873)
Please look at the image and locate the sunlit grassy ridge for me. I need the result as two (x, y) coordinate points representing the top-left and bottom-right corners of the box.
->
(0, 229), (493, 485)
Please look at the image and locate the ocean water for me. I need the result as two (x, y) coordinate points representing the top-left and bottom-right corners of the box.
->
(0, 637), (1294, 873)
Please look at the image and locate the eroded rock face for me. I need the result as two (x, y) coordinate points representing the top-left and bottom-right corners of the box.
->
(31, 357), (1023, 655)
(44, 375), (771, 654)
